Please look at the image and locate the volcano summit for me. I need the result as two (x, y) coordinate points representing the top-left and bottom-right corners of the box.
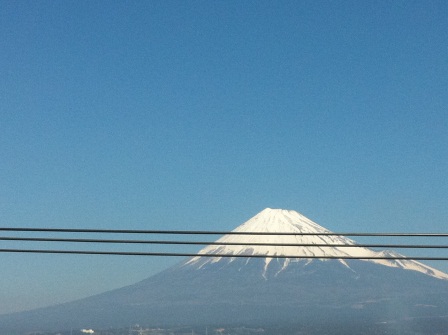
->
(1, 208), (447, 334)
(187, 208), (448, 280)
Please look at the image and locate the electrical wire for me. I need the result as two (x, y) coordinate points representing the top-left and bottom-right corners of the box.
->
(1, 227), (446, 260)
(1, 236), (447, 249)
(0, 248), (447, 260)
(1, 227), (448, 237)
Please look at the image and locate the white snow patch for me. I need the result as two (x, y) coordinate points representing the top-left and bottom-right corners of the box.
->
(186, 208), (448, 280)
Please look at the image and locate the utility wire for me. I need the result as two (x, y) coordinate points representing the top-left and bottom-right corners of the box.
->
(1, 228), (446, 259)
(1, 236), (447, 249)
(1, 248), (447, 260)
(1, 227), (448, 237)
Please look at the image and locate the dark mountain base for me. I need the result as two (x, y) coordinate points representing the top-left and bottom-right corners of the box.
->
(1, 259), (447, 334)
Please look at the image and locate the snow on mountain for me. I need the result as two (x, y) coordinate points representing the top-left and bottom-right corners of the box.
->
(1, 208), (447, 333)
(187, 208), (448, 280)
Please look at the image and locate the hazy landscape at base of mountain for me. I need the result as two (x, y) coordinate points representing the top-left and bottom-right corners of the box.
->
(1, 209), (447, 334)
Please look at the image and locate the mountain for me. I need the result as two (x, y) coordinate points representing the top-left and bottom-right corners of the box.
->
(1, 208), (447, 334)
(186, 208), (448, 280)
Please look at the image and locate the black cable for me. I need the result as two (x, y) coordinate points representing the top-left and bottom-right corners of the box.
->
(1, 236), (447, 249)
(0, 248), (447, 260)
(1, 227), (447, 237)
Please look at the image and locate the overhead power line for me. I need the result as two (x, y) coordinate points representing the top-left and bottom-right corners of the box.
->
(1, 227), (446, 260)
(1, 227), (448, 237)
(1, 248), (448, 260)
(1, 236), (447, 249)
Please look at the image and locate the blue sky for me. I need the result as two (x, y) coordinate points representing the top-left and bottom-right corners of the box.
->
(1, 0), (447, 314)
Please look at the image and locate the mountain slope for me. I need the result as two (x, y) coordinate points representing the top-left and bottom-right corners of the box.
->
(1, 208), (447, 334)
(187, 208), (448, 279)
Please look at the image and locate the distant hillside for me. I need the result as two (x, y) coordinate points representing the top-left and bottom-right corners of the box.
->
(1, 209), (447, 334)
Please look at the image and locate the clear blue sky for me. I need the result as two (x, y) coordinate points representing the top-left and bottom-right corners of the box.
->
(1, 0), (447, 314)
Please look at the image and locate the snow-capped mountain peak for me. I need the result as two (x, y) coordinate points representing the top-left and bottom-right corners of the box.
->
(186, 208), (448, 280)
